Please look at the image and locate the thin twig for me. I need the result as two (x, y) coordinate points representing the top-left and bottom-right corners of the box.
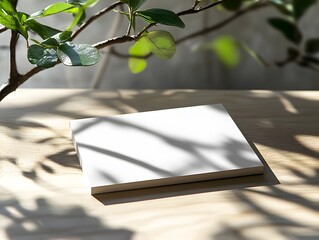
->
(136, 23), (156, 38)
(93, 35), (135, 49)
(134, 0), (229, 39)
(126, 6), (133, 36)
(178, 0), (228, 16)
(111, 2), (269, 59)
(176, 2), (269, 44)
(1, 34), (136, 102)
(0, 0), (269, 102)
(191, 0), (201, 10)
(71, 1), (123, 40)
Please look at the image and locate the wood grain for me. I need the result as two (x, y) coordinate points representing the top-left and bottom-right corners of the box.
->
(1, 89), (318, 240)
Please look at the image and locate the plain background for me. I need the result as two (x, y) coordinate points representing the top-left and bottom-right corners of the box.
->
(0, 0), (318, 90)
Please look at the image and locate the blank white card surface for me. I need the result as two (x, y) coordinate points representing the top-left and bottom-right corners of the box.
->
(70, 104), (264, 194)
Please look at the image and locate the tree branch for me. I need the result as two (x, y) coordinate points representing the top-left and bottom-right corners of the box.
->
(0, 35), (42, 102)
(71, 1), (123, 40)
(178, 0), (228, 16)
(176, 2), (269, 44)
(9, 31), (20, 81)
(93, 35), (135, 49)
(0, 0), (269, 103)
(0, 65), (44, 102)
(110, 2), (269, 59)
(0, 27), (8, 34)
(0, 33), (137, 102)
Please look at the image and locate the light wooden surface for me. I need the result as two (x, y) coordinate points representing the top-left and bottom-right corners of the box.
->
(1, 89), (318, 240)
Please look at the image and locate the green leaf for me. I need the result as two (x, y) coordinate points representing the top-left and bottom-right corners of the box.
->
(269, 0), (293, 15)
(0, 11), (29, 39)
(131, 0), (148, 11)
(136, 9), (185, 28)
(67, 6), (85, 30)
(221, 0), (243, 11)
(305, 39), (319, 54)
(293, 0), (316, 20)
(268, 18), (302, 44)
(27, 45), (58, 68)
(128, 37), (150, 73)
(211, 36), (240, 68)
(42, 31), (72, 47)
(26, 19), (61, 39)
(67, 0), (99, 7)
(130, 37), (151, 56)
(129, 58), (147, 74)
(15, 12), (28, 39)
(57, 42), (100, 66)
(58, 31), (72, 42)
(30, 3), (76, 19)
(74, 9), (86, 26)
(144, 30), (176, 59)
(121, 0), (148, 11)
(66, 0), (96, 30)
(0, 0), (16, 15)
(42, 38), (59, 47)
(0, 11), (17, 30)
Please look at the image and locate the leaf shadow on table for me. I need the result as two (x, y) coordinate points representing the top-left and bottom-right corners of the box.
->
(1, 89), (318, 239)
(211, 169), (319, 240)
(76, 114), (279, 205)
(0, 195), (134, 240)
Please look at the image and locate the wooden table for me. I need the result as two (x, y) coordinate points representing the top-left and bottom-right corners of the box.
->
(1, 89), (318, 240)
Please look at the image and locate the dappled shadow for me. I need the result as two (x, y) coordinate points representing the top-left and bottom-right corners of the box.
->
(1, 90), (318, 156)
(71, 104), (269, 196)
(1, 89), (318, 182)
(1, 197), (134, 240)
(212, 175), (319, 239)
(1, 89), (318, 239)
(46, 148), (80, 170)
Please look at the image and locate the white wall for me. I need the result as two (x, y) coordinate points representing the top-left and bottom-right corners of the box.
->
(1, 0), (318, 90)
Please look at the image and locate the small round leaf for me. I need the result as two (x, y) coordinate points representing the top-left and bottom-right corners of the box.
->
(57, 42), (100, 66)
(129, 58), (147, 74)
(268, 18), (302, 44)
(27, 45), (58, 68)
(128, 37), (150, 73)
(136, 9), (185, 28)
(144, 30), (176, 59)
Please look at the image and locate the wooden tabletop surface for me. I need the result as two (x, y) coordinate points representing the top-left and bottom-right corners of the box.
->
(0, 89), (318, 240)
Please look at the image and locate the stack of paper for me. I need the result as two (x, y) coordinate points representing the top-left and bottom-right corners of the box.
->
(70, 104), (264, 194)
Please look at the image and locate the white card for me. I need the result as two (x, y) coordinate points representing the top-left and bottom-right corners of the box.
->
(70, 104), (264, 194)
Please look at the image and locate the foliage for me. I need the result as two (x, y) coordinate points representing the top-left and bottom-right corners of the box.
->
(0, 0), (318, 101)
(203, 0), (319, 70)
